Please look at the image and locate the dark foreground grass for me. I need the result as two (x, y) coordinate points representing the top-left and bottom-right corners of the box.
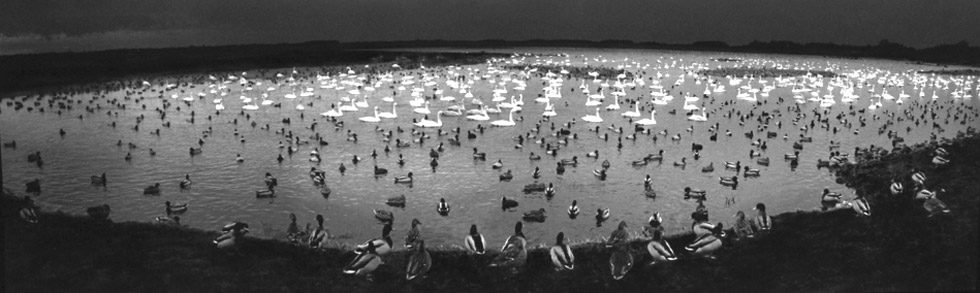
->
(3, 136), (978, 292)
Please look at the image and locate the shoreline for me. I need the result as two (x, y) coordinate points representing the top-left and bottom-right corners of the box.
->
(4, 133), (976, 292)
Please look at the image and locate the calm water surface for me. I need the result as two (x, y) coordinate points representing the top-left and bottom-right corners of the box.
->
(2, 48), (977, 248)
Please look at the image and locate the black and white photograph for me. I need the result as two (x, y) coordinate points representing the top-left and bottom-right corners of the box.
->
(1, 0), (978, 292)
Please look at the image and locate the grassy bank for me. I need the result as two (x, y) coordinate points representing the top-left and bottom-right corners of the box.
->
(4, 135), (977, 292)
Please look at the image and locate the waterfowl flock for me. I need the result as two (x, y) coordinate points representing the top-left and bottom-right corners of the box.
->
(2, 49), (978, 280)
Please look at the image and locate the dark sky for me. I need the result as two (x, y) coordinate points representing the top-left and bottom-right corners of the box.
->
(2, 0), (978, 55)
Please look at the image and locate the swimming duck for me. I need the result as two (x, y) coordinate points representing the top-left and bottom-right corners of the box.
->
(489, 222), (528, 269)
(500, 170), (514, 181)
(560, 156), (579, 166)
(587, 150), (599, 158)
(155, 215), (181, 226)
(405, 218), (422, 249)
(395, 172), (414, 184)
(601, 159), (611, 169)
(593, 169), (607, 180)
(607, 221), (629, 248)
(545, 183), (556, 197)
(719, 176), (739, 187)
(701, 162), (715, 172)
(465, 224), (487, 254)
(143, 183), (161, 195)
(743, 167), (760, 177)
(492, 159), (504, 169)
(596, 208), (611, 222)
(502, 196), (519, 210)
(523, 208), (547, 222)
(852, 197), (871, 217)
(90, 173), (107, 186)
(645, 150), (665, 161)
(473, 148), (487, 160)
(165, 201), (188, 214)
(784, 151), (800, 160)
(757, 157), (770, 166)
(673, 157), (687, 167)
(214, 222), (249, 249)
(374, 209), (394, 224)
(724, 161), (741, 170)
(550, 232), (575, 271)
(684, 187), (707, 200)
(179, 174), (192, 189)
(386, 194), (406, 208)
(405, 239), (432, 281)
(568, 200), (580, 218)
(911, 171), (926, 187)
(437, 198), (450, 216)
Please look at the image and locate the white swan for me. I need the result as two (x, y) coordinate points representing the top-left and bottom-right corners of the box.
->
(620, 103), (640, 118)
(413, 101), (431, 115)
(582, 107), (603, 123)
(339, 100), (359, 112)
(605, 94), (621, 111)
(466, 109), (490, 121)
(359, 106), (381, 123)
(414, 111), (443, 128)
(634, 109), (657, 125)
(355, 96), (369, 108)
(688, 107), (707, 122)
(486, 104), (503, 114)
(491, 109), (517, 127)
(322, 103), (344, 117)
(378, 103), (397, 119)
(542, 99), (557, 117)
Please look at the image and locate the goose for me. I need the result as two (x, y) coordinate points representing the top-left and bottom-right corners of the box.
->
(523, 208), (547, 222)
(378, 103), (398, 119)
(550, 232), (575, 271)
(568, 200), (580, 218)
(634, 109), (657, 125)
(405, 240), (432, 281)
(582, 108), (603, 123)
(489, 222), (528, 269)
(404, 219), (422, 249)
(464, 224), (487, 254)
(413, 101), (431, 114)
(394, 172), (414, 184)
(414, 111), (443, 128)
(90, 173), (107, 185)
(491, 108), (517, 127)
